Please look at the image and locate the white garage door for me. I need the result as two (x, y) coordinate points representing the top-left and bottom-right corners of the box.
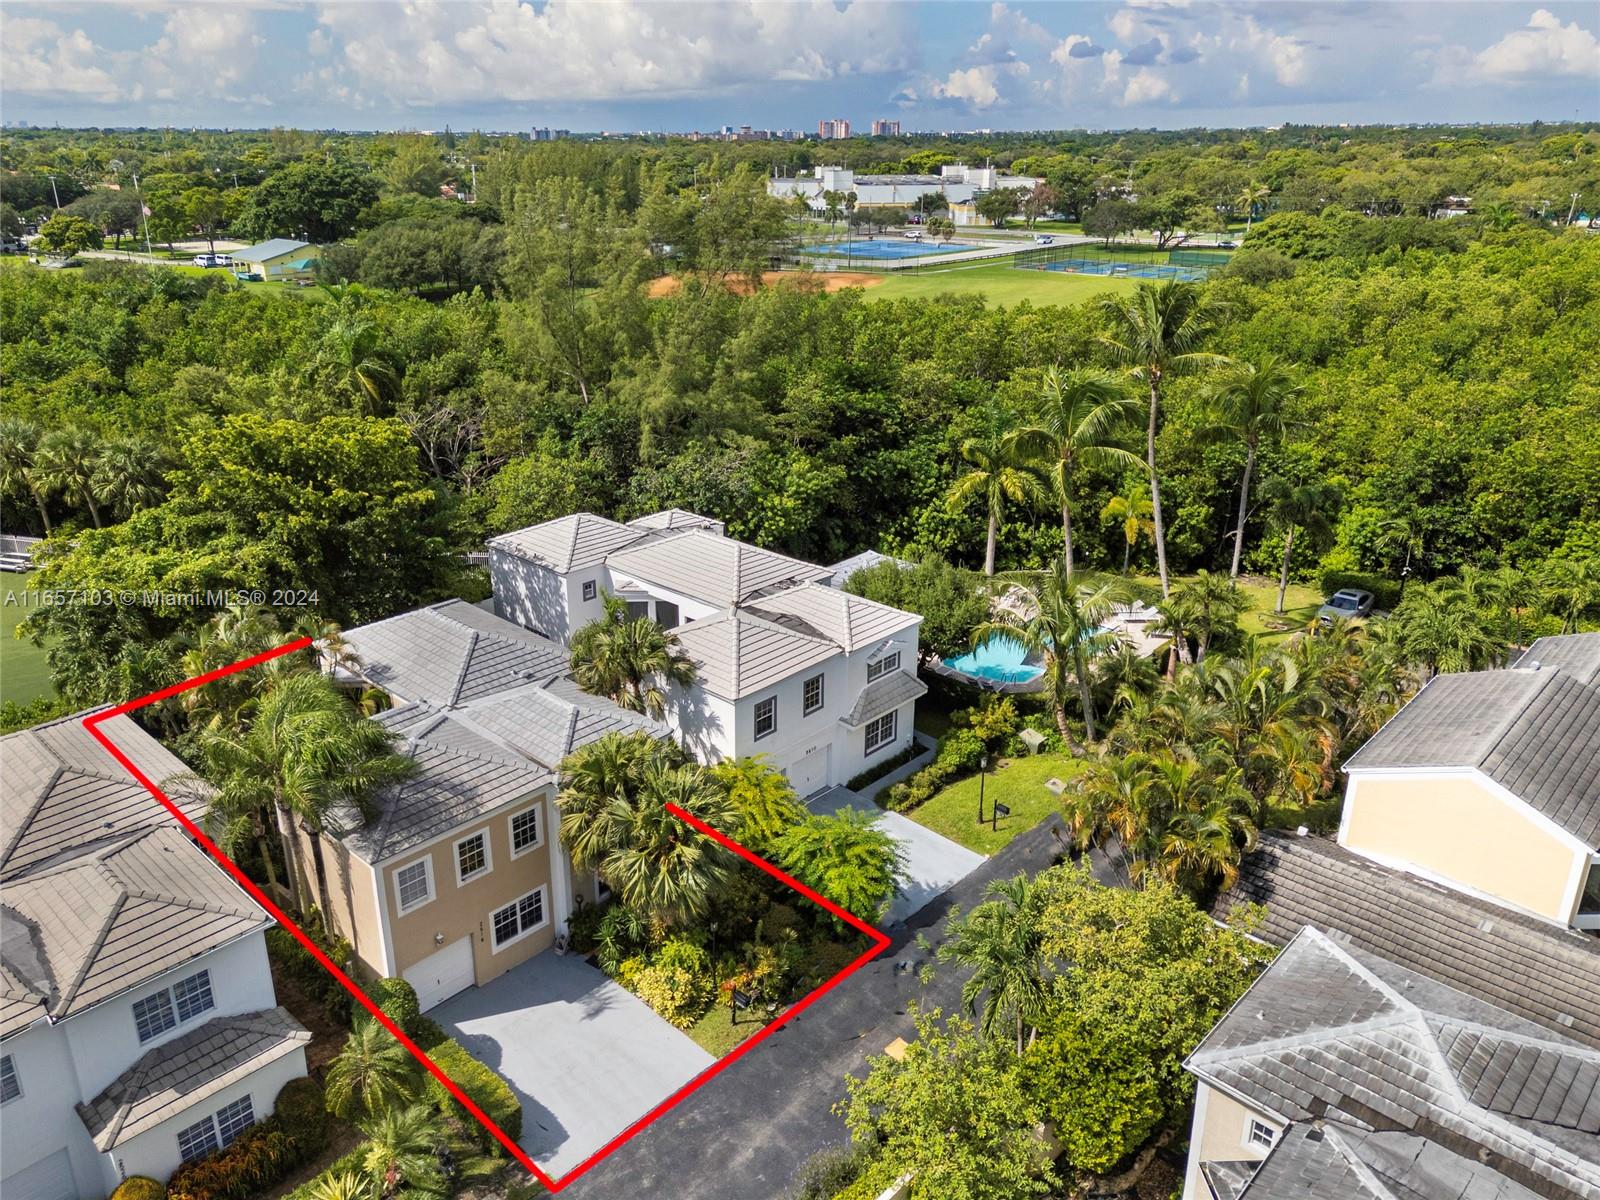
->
(404, 936), (475, 1011)
(786, 745), (831, 798)
(5, 1149), (76, 1200)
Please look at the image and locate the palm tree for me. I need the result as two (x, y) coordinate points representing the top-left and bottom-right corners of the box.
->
(1540, 555), (1600, 633)
(1235, 182), (1270, 236)
(1259, 477), (1339, 613)
(1100, 482), (1155, 574)
(91, 435), (168, 521)
(201, 672), (416, 915)
(773, 809), (906, 929)
(1164, 570), (1247, 664)
(303, 1171), (368, 1200)
(179, 604), (287, 732)
(33, 428), (106, 527)
(1391, 580), (1502, 679)
(0, 417), (53, 534)
(326, 1018), (417, 1118)
(1099, 281), (1227, 596)
(322, 316), (400, 415)
(947, 406), (1048, 576)
(569, 593), (697, 718)
(938, 875), (1049, 1054)
(1201, 356), (1304, 580)
(359, 1105), (446, 1200)
(1010, 366), (1143, 572)
(975, 560), (1132, 743)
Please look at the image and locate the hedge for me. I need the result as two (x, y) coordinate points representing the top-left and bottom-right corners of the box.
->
(882, 729), (987, 813)
(165, 1079), (327, 1200)
(423, 1039), (523, 1146)
(844, 741), (924, 792)
(1317, 570), (1402, 612)
(370, 976), (422, 1039)
(110, 1178), (167, 1200)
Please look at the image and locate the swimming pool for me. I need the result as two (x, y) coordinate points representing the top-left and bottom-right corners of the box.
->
(942, 636), (1044, 685)
(799, 238), (974, 260)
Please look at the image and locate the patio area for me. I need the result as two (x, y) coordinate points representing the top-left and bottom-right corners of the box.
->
(431, 949), (715, 1176)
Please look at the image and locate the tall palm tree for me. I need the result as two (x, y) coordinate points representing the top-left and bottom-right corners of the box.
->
(1539, 555), (1600, 633)
(322, 316), (400, 415)
(33, 428), (106, 528)
(90, 435), (169, 521)
(569, 593), (697, 718)
(359, 1105), (446, 1200)
(1164, 570), (1247, 664)
(1235, 182), (1270, 236)
(1010, 366), (1143, 572)
(1099, 281), (1227, 597)
(325, 1018), (417, 1118)
(1201, 356), (1304, 580)
(938, 875), (1050, 1055)
(1259, 477), (1339, 612)
(1099, 481), (1155, 574)
(0, 417), (53, 534)
(201, 672), (416, 915)
(1391, 580), (1502, 680)
(947, 406), (1048, 576)
(975, 560), (1131, 743)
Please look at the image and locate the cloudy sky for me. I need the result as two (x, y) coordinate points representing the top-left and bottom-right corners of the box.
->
(2, 1), (1596, 133)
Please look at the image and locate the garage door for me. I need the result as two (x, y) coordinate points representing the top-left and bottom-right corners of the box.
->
(785, 745), (831, 798)
(5, 1149), (76, 1200)
(404, 936), (475, 1011)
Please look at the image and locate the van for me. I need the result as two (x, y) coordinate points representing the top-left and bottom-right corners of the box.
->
(193, 253), (232, 268)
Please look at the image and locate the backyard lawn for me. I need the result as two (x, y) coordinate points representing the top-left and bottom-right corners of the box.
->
(906, 751), (1086, 856)
(1, 572), (53, 706)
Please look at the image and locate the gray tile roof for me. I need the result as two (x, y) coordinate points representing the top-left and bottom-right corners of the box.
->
(745, 582), (919, 654)
(840, 670), (928, 728)
(0, 827), (268, 1029)
(606, 529), (832, 606)
(2, 710), (206, 881)
(459, 682), (668, 772)
(77, 1007), (309, 1150)
(341, 600), (569, 706)
(1213, 834), (1600, 1047)
(229, 238), (310, 262)
(824, 549), (914, 590)
(671, 610), (838, 700)
(489, 513), (647, 572)
(1515, 633), (1600, 686)
(1225, 1125), (1378, 1200)
(1342, 666), (1600, 846)
(627, 508), (725, 534)
(1188, 928), (1600, 1200)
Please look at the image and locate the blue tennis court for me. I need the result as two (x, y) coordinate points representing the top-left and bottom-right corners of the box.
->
(799, 238), (974, 259)
(1023, 258), (1209, 281)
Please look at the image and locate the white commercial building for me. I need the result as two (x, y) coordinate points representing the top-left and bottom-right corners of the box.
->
(769, 163), (1044, 223)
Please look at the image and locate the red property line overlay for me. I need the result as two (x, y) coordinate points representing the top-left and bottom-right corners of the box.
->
(82, 636), (893, 1192)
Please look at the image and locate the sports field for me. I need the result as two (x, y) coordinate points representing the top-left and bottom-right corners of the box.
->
(867, 261), (1138, 304)
(1, 572), (52, 705)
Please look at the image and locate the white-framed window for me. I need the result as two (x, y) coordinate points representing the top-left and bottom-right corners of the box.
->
(625, 599), (650, 620)
(509, 804), (543, 858)
(655, 600), (680, 628)
(133, 969), (214, 1044)
(582, 580), (597, 602)
(393, 857), (435, 914)
(491, 887), (548, 952)
(864, 711), (897, 755)
(803, 673), (824, 715)
(177, 1116), (220, 1163)
(1246, 1118), (1276, 1150)
(215, 1096), (256, 1147)
(0, 1054), (20, 1104)
(754, 696), (777, 740)
(454, 831), (491, 886)
(867, 651), (901, 682)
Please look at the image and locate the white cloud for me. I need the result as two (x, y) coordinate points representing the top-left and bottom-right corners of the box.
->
(1469, 8), (1599, 79)
(1231, 16), (1307, 86)
(935, 65), (1003, 108)
(1122, 66), (1175, 104)
(0, 16), (124, 102)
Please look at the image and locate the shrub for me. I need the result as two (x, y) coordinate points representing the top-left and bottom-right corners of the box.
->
(370, 977), (422, 1038)
(423, 1038), (523, 1146)
(957, 695), (1019, 749)
(111, 1178), (167, 1200)
(166, 1121), (303, 1200)
(935, 728), (986, 773)
(266, 920), (355, 1026)
(1317, 569), (1402, 612)
(411, 1015), (448, 1052)
(630, 937), (714, 1028)
(281, 1147), (368, 1200)
(844, 740), (924, 792)
(564, 900), (604, 955)
(271, 1077), (328, 1153)
(790, 1143), (875, 1200)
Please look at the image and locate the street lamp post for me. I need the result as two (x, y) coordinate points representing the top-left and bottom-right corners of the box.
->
(976, 754), (989, 824)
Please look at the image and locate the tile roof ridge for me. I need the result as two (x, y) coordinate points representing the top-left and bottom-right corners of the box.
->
(449, 630), (480, 706)
(0, 760), (64, 870)
(733, 606), (838, 646)
(55, 887), (128, 1016)
(1476, 665), (1566, 768)
(1188, 1007), (1424, 1071)
(1423, 1014), (1599, 1059)
(411, 708), (557, 777)
(1317, 1124), (1403, 1200)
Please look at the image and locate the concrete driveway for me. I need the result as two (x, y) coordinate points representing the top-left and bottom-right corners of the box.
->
(807, 786), (985, 925)
(431, 950), (714, 1175)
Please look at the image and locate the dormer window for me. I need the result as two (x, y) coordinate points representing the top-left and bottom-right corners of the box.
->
(867, 651), (901, 682)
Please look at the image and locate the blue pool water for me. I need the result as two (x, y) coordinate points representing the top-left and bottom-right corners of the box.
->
(943, 637), (1044, 684)
(800, 238), (973, 259)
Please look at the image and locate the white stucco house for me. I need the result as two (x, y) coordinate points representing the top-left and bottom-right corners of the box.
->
(487, 510), (925, 794)
(1, 712), (309, 1200)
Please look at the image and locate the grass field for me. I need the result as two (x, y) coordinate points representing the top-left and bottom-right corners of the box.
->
(869, 261), (1138, 305)
(1, 572), (53, 705)
(908, 752), (1087, 856)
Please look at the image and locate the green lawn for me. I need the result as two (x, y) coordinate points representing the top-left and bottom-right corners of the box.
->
(1127, 572), (1325, 645)
(685, 1002), (773, 1057)
(870, 261), (1137, 306)
(1, 572), (53, 705)
(906, 751), (1086, 856)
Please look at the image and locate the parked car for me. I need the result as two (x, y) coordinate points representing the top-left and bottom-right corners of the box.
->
(1317, 588), (1375, 624)
(192, 253), (232, 268)
(1218, 240), (1238, 249)
(0, 236), (26, 255)
(1034, 234), (1055, 245)
(40, 257), (83, 270)
(902, 229), (924, 240)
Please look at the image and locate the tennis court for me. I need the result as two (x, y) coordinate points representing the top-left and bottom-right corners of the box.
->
(1022, 258), (1210, 281)
(799, 238), (974, 259)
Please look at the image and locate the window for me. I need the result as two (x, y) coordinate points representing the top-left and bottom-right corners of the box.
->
(177, 1116), (220, 1163)
(394, 858), (434, 914)
(867, 651), (901, 682)
(864, 711), (897, 755)
(0, 1054), (19, 1104)
(215, 1096), (255, 1147)
(803, 674), (825, 715)
(655, 600), (679, 628)
(455, 832), (491, 885)
(173, 970), (214, 1023)
(582, 580), (597, 601)
(1246, 1119), (1276, 1150)
(491, 888), (548, 951)
(625, 600), (650, 620)
(133, 990), (177, 1043)
(754, 696), (777, 740)
(509, 805), (542, 857)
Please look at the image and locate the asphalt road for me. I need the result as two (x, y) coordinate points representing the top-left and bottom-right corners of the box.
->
(557, 815), (1102, 1200)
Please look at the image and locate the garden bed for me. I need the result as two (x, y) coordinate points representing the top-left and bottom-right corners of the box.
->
(905, 752), (1086, 856)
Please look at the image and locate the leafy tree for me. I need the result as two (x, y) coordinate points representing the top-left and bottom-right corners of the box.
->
(1020, 182), (1059, 229)
(34, 213), (104, 257)
(974, 187), (1024, 229)
(708, 756), (805, 854)
(569, 592), (697, 718)
(948, 405), (1048, 576)
(1081, 199), (1136, 246)
(0, 417), (54, 533)
(325, 1018), (417, 1118)
(91, 435), (169, 521)
(939, 875), (1051, 1054)
(63, 189), (144, 249)
(1099, 481), (1155, 574)
(236, 159), (380, 243)
(844, 555), (988, 661)
(181, 187), (230, 255)
(773, 808), (906, 928)
(1201, 355), (1304, 579)
(380, 137), (448, 198)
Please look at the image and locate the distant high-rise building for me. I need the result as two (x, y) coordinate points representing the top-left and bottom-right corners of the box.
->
(817, 118), (851, 140)
(530, 127), (570, 141)
(871, 119), (901, 137)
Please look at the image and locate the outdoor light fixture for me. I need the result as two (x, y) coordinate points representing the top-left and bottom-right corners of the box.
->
(434, 932), (445, 946)
(977, 754), (990, 824)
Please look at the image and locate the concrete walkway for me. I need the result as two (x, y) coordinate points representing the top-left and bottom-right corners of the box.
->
(432, 950), (713, 1175)
(807, 786), (985, 926)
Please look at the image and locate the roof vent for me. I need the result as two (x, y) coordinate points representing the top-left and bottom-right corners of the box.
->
(1527, 660), (1541, 670)
(1296, 825), (1309, 837)
(1557, 1013), (1575, 1027)
(1477, 918), (1495, 933)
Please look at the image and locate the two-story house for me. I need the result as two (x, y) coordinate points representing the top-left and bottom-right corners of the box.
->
(1, 711), (308, 1200)
(307, 600), (668, 1011)
(487, 511), (925, 794)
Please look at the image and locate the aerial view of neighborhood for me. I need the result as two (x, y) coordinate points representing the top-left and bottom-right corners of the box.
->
(0, 2), (1597, 1199)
